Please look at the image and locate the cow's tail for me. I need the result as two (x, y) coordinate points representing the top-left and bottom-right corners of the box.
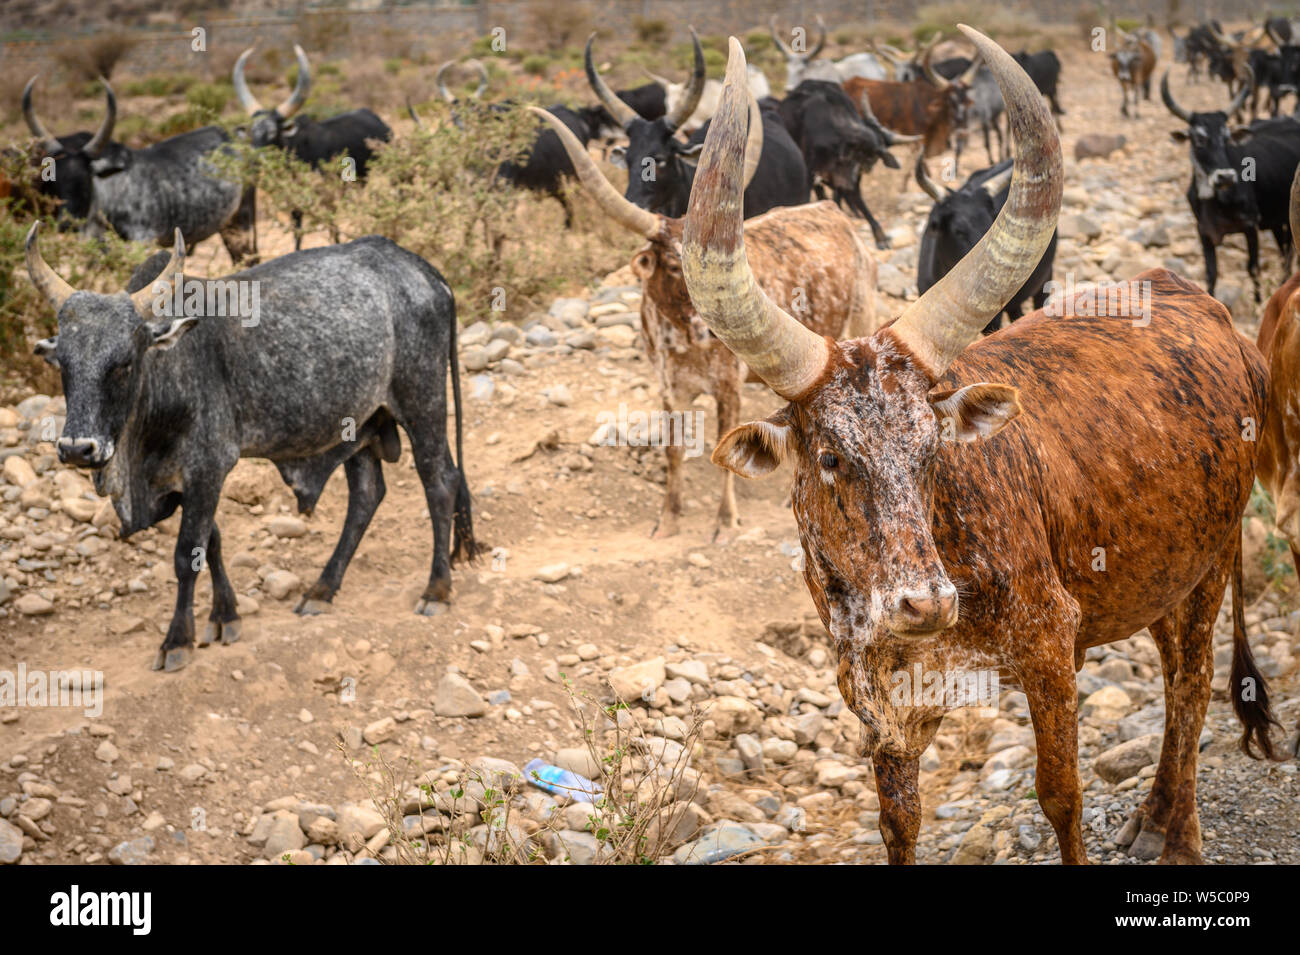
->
(447, 298), (479, 566)
(1230, 529), (1280, 759)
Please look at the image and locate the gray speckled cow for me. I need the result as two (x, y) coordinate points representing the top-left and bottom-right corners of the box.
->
(26, 224), (476, 671)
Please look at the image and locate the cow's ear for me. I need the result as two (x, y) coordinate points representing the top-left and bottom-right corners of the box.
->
(34, 337), (59, 368)
(929, 382), (1022, 442)
(630, 248), (657, 279)
(282, 120), (298, 137)
(1229, 125), (1252, 142)
(880, 149), (900, 169)
(146, 317), (199, 351)
(1170, 129), (1190, 142)
(713, 408), (796, 478)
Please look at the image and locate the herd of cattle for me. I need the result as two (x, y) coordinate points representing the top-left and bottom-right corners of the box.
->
(8, 16), (1300, 865)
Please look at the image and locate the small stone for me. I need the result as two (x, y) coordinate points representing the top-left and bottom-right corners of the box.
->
(435, 672), (488, 717)
(269, 515), (307, 538)
(363, 717), (397, 745)
(107, 836), (154, 865)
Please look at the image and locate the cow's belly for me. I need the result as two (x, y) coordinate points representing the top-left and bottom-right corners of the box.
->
(945, 269), (1264, 646)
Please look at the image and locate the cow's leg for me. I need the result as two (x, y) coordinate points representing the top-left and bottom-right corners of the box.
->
(198, 524), (241, 647)
(296, 449), (386, 615)
(154, 486), (221, 672)
(1273, 227), (1293, 276)
(291, 209), (305, 251)
(1124, 553), (1226, 864)
(860, 198), (891, 250)
(1245, 228), (1261, 303)
(219, 186), (258, 266)
(1200, 233), (1219, 298)
(406, 424), (460, 615)
(653, 406), (685, 539)
(713, 374), (740, 542)
(873, 752), (920, 865)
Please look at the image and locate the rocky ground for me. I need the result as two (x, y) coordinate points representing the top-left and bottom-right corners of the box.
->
(2, 42), (1299, 866)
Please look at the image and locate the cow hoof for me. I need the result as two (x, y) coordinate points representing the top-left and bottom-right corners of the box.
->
(414, 599), (448, 617)
(152, 646), (193, 672)
(874, 236), (892, 251)
(198, 622), (216, 648)
(1129, 827), (1166, 860)
(1115, 814), (1141, 848)
(294, 597), (331, 616)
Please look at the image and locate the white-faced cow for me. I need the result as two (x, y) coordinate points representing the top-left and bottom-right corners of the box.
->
(1161, 70), (1300, 302)
(22, 76), (257, 263)
(531, 104), (877, 539)
(26, 224), (475, 672)
(233, 45), (392, 248)
(684, 29), (1277, 865)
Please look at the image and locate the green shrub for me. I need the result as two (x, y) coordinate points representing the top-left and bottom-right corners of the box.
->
(522, 54), (551, 77)
(633, 17), (670, 46)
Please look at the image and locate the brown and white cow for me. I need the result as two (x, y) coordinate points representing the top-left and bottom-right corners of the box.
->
(683, 29), (1279, 864)
(531, 104), (877, 540)
(1109, 31), (1157, 118)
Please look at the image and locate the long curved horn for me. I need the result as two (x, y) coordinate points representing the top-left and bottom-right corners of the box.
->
(859, 90), (922, 144)
(870, 41), (904, 67)
(25, 222), (76, 312)
(922, 46), (952, 89)
(584, 33), (639, 129)
(960, 53), (982, 85)
(915, 156), (950, 201)
(276, 44), (311, 119)
(130, 229), (185, 317)
(913, 32), (940, 63)
(682, 38), (831, 400)
(742, 89), (763, 189)
(980, 165), (1014, 196)
(407, 97), (425, 128)
(435, 60), (457, 103)
(889, 24), (1062, 378)
(642, 66), (672, 87)
(664, 27), (706, 131)
(232, 48), (265, 114)
(21, 77), (63, 154)
(1160, 71), (1192, 121)
(769, 17), (794, 57)
(84, 78), (116, 157)
(528, 107), (662, 238)
(1229, 64), (1254, 114)
(469, 59), (489, 99)
(808, 15), (827, 60)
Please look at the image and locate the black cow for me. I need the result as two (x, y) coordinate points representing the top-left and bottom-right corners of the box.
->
(1178, 22), (1224, 83)
(1011, 50), (1064, 118)
(21, 77), (257, 262)
(915, 156), (1056, 332)
(234, 45), (392, 248)
(1162, 72), (1300, 302)
(585, 29), (805, 220)
(775, 80), (913, 248)
(26, 224), (475, 672)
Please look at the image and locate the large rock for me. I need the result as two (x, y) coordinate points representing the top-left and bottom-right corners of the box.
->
(1095, 733), (1161, 784)
(337, 805), (386, 850)
(435, 672), (488, 717)
(607, 657), (666, 702)
(0, 818), (23, 864)
(1074, 133), (1126, 161)
(708, 696), (763, 737)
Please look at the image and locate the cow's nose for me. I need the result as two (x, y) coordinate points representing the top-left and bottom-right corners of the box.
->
(57, 437), (100, 467)
(889, 584), (958, 634)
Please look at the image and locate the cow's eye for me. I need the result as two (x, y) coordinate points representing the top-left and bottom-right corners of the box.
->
(819, 451), (839, 471)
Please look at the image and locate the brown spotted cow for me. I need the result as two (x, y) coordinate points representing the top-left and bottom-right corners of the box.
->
(683, 30), (1279, 864)
(1254, 166), (1300, 756)
(530, 104), (878, 540)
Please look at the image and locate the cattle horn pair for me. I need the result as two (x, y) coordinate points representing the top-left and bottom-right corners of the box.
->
(233, 44), (311, 118)
(24, 75), (116, 157)
(526, 88), (763, 237)
(436, 59), (488, 103)
(25, 222), (185, 317)
(586, 28), (704, 132)
(683, 26), (1061, 396)
(923, 45), (980, 88)
(769, 15), (826, 60)
(1160, 66), (1253, 120)
(915, 154), (1012, 201)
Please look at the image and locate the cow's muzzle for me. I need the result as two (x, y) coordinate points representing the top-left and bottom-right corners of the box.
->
(884, 582), (958, 637)
(57, 436), (111, 469)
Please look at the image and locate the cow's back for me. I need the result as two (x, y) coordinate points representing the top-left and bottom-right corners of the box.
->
(932, 268), (1265, 647)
